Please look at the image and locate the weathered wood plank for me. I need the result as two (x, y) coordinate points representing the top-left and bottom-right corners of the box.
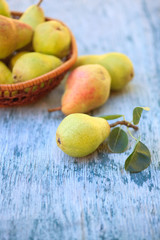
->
(0, 0), (160, 239)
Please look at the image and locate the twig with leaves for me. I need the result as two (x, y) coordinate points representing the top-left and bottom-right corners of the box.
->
(100, 107), (151, 173)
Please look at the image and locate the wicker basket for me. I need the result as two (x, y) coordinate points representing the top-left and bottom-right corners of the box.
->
(0, 11), (77, 107)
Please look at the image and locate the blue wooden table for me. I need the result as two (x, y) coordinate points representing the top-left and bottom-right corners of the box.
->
(0, 0), (160, 239)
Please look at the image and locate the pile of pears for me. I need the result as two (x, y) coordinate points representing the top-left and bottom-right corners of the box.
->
(0, 1), (135, 158)
(0, 0), (71, 85)
(56, 53), (134, 157)
(54, 52), (134, 157)
(55, 53), (134, 157)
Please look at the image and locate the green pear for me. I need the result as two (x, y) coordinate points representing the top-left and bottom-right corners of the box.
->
(12, 52), (62, 83)
(33, 20), (71, 58)
(0, 0), (10, 17)
(98, 53), (134, 90)
(72, 53), (134, 90)
(0, 61), (13, 84)
(56, 113), (110, 157)
(19, 0), (45, 30)
(9, 51), (29, 70)
(60, 64), (111, 115)
(0, 15), (33, 59)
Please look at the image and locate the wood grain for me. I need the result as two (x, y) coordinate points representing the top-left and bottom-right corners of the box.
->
(0, 0), (160, 239)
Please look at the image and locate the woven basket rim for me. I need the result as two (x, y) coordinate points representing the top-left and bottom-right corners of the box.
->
(0, 11), (78, 91)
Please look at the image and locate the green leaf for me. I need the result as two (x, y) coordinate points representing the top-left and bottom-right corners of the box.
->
(133, 107), (150, 125)
(108, 127), (128, 153)
(125, 141), (151, 173)
(100, 115), (123, 120)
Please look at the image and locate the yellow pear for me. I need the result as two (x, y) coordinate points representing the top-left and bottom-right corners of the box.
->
(19, 0), (45, 30)
(0, 16), (16, 59)
(33, 20), (71, 58)
(56, 113), (111, 157)
(13, 20), (33, 50)
(12, 52), (62, 83)
(0, 61), (13, 84)
(0, 15), (33, 59)
(0, 0), (10, 17)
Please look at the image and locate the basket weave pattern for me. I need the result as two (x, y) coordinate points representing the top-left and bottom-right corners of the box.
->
(0, 12), (77, 107)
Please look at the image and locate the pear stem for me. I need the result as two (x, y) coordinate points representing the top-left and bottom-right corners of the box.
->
(37, 0), (43, 6)
(109, 120), (138, 131)
(48, 106), (62, 113)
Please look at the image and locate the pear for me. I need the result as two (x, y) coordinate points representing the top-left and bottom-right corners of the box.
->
(0, 15), (33, 59)
(9, 51), (29, 70)
(12, 52), (62, 83)
(0, 61), (13, 84)
(0, 0), (10, 17)
(33, 20), (71, 58)
(56, 113), (110, 157)
(98, 53), (134, 90)
(59, 64), (111, 115)
(14, 20), (33, 50)
(0, 16), (16, 59)
(72, 53), (134, 90)
(19, 0), (45, 30)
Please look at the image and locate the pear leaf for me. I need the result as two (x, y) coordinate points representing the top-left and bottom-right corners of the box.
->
(100, 115), (123, 120)
(125, 141), (151, 173)
(108, 127), (128, 153)
(133, 107), (150, 125)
